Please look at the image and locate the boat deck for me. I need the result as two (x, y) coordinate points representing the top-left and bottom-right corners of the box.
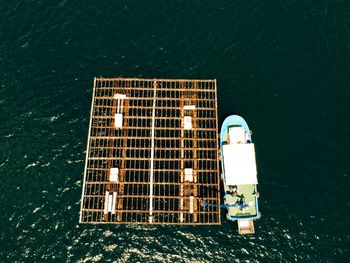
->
(225, 184), (257, 218)
(79, 78), (221, 225)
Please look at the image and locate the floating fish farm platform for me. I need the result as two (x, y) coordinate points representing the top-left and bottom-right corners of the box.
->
(79, 78), (221, 224)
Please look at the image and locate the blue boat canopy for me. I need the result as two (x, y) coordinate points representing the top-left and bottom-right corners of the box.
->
(222, 144), (258, 185)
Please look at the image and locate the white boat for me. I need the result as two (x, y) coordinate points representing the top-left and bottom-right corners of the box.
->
(220, 115), (260, 234)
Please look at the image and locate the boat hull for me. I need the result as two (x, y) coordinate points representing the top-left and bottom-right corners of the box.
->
(220, 115), (259, 222)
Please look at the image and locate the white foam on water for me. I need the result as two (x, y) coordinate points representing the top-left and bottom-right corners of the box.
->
(241, 248), (249, 255)
(32, 207), (41, 213)
(25, 162), (39, 169)
(284, 233), (292, 240)
(103, 230), (114, 237)
(103, 244), (117, 252)
(78, 254), (103, 263)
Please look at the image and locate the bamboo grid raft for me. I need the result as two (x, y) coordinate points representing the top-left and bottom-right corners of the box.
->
(79, 78), (221, 224)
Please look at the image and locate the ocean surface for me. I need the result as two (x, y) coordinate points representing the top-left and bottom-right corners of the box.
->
(0, 0), (349, 262)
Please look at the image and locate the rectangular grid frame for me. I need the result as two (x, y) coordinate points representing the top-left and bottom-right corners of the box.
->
(79, 78), (221, 224)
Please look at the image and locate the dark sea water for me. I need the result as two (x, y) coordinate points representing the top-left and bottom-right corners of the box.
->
(1, 0), (349, 262)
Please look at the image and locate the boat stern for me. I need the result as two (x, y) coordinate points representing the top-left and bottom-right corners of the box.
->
(238, 219), (255, 234)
